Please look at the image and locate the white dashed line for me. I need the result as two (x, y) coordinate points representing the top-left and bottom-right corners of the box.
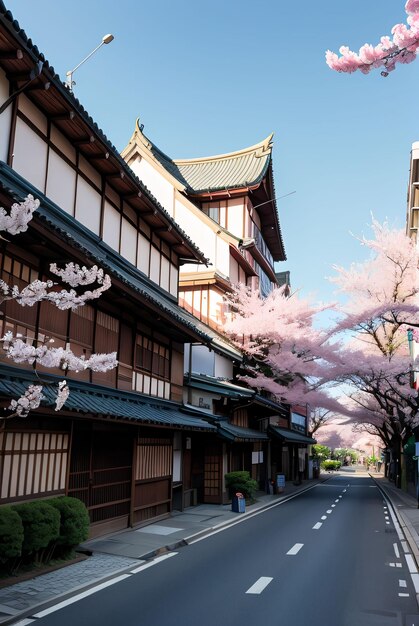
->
(398, 593), (410, 597)
(246, 577), (273, 594)
(401, 541), (409, 553)
(399, 579), (407, 588)
(393, 543), (400, 559)
(313, 522), (322, 530)
(287, 543), (304, 555)
(334, 499), (339, 503)
(331, 504), (336, 508)
(321, 516), (327, 520)
(326, 509), (333, 514)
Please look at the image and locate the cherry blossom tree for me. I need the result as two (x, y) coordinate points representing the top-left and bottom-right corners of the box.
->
(324, 221), (418, 484)
(225, 220), (418, 485)
(309, 407), (337, 436)
(0, 195), (118, 418)
(224, 284), (345, 414)
(326, 0), (419, 76)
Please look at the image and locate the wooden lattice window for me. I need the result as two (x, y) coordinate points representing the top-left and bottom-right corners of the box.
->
(135, 438), (172, 480)
(0, 431), (69, 500)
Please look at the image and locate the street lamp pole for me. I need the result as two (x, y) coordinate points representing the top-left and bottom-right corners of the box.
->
(65, 34), (114, 92)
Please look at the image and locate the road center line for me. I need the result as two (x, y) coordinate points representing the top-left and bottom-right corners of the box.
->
(246, 577), (273, 594)
(287, 543), (304, 555)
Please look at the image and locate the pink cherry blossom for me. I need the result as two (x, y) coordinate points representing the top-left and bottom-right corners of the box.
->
(326, 1), (419, 75)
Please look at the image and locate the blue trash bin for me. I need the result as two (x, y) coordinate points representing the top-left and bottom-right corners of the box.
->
(232, 492), (246, 513)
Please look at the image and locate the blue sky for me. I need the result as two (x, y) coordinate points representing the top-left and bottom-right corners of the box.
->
(9, 0), (417, 305)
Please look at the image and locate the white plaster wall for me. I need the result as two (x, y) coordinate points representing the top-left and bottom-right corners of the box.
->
(214, 353), (233, 379)
(130, 157), (174, 217)
(121, 218), (137, 265)
(46, 150), (76, 215)
(175, 198), (216, 262)
(0, 69), (11, 162)
(216, 236), (230, 276)
(13, 118), (47, 192)
(226, 197), (245, 238)
(75, 176), (101, 235)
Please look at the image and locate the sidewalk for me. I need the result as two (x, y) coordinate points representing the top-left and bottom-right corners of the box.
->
(369, 472), (419, 567)
(0, 479), (318, 625)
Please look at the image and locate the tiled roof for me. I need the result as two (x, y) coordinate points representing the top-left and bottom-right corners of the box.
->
(216, 421), (269, 442)
(0, 367), (216, 431)
(269, 426), (316, 445)
(186, 373), (253, 399)
(135, 123), (273, 194)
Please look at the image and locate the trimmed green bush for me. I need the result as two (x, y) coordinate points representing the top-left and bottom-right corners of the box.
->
(0, 506), (24, 563)
(321, 460), (342, 471)
(48, 497), (90, 548)
(12, 501), (60, 556)
(225, 471), (259, 500)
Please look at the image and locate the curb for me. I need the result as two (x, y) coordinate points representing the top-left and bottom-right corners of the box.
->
(369, 473), (419, 607)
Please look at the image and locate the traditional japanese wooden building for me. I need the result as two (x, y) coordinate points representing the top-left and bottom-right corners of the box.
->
(122, 121), (315, 495)
(0, 4), (243, 536)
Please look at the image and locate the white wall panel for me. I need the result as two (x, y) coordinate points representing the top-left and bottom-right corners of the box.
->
(75, 176), (101, 235)
(175, 199), (215, 261)
(19, 95), (47, 135)
(131, 157), (174, 216)
(13, 118), (47, 192)
(121, 217), (137, 265)
(51, 125), (76, 163)
(216, 236), (230, 276)
(226, 197), (245, 237)
(103, 201), (121, 251)
(150, 246), (160, 284)
(0, 69), (11, 162)
(160, 255), (170, 292)
(170, 264), (178, 297)
(46, 149), (76, 215)
(137, 232), (150, 275)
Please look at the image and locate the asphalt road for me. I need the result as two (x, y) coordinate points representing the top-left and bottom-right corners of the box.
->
(22, 474), (419, 626)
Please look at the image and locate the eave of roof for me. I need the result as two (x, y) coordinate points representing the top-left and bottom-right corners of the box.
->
(269, 426), (316, 445)
(0, 365), (217, 431)
(185, 374), (254, 399)
(216, 420), (269, 443)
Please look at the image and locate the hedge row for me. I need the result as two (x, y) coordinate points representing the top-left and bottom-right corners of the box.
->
(0, 497), (89, 571)
(321, 460), (342, 471)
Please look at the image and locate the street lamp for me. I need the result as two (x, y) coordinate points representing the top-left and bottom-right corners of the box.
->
(65, 34), (114, 92)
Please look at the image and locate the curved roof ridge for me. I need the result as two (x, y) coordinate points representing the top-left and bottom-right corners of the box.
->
(173, 133), (274, 165)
